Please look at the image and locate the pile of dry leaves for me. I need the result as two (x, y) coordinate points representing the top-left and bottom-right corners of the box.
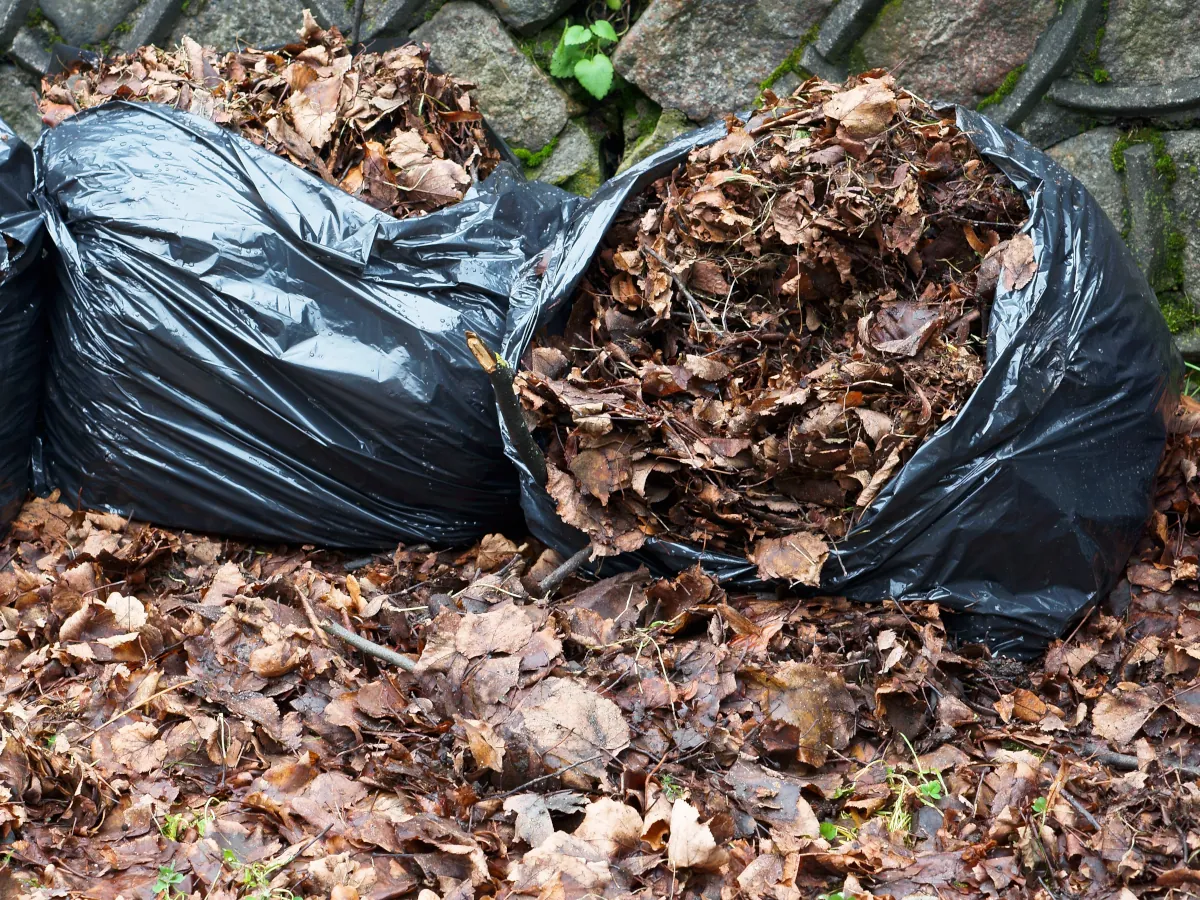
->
(516, 73), (1034, 584)
(38, 11), (500, 218)
(0, 402), (1197, 899)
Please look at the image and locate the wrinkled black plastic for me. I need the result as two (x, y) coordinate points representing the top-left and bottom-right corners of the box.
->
(0, 119), (45, 529)
(501, 108), (1180, 656)
(35, 102), (576, 546)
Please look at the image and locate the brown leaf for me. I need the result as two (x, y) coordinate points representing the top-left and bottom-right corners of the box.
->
(757, 662), (855, 767)
(1093, 687), (1161, 744)
(460, 718), (505, 773)
(1001, 233), (1037, 291)
(823, 79), (898, 138)
(498, 677), (630, 786)
(666, 799), (728, 870)
(750, 533), (829, 585)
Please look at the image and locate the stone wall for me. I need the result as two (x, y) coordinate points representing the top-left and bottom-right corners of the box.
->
(2, 0), (1199, 351)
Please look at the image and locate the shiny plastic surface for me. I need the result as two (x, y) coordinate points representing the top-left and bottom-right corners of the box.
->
(0, 120), (45, 529)
(35, 102), (577, 546)
(501, 109), (1180, 655)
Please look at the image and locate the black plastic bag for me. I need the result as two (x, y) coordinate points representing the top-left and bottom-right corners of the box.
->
(0, 119), (46, 530)
(35, 101), (577, 547)
(500, 109), (1180, 656)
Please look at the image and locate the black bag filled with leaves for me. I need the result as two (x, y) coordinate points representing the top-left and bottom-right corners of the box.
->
(499, 82), (1179, 656)
(0, 119), (45, 530)
(35, 101), (575, 546)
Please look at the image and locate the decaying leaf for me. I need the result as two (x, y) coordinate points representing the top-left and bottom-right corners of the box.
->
(39, 17), (499, 219)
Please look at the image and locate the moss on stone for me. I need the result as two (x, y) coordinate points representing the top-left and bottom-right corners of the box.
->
(976, 65), (1026, 112)
(563, 169), (601, 196)
(511, 135), (560, 170)
(758, 20), (822, 97)
(1111, 128), (1176, 185)
(1154, 228), (1188, 296)
(1077, 0), (1109, 80)
(1160, 295), (1199, 333)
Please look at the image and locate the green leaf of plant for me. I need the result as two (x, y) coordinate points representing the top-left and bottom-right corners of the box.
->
(607, 0), (622, 8)
(550, 27), (584, 78)
(564, 24), (592, 46)
(590, 20), (618, 43)
(1032, 796), (1048, 814)
(574, 54), (614, 100)
(819, 821), (837, 840)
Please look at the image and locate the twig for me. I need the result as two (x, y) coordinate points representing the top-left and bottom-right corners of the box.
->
(494, 754), (604, 799)
(298, 592), (330, 648)
(539, 546), (592, 598)
(321, 620), (416, 673)
(643, 246), (717, 331)
(466, 331), (547, 485)
(1060, 788), (1101, 832)
(83, 678), (198, 738)
(1079, 742), (1200, 778)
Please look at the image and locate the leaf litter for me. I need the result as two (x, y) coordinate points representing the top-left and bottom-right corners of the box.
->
(37, 10), (500, 219)
(514, 72), (1031, 582)
(0, 393), (1197, 898)
(5, 66), (1194, 900)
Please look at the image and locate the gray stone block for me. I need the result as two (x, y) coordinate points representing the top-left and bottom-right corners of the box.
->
(168, 0), (309, 52)
(530, 119), (600, 195)
(1099, 0), (1200, 85)
(617, 107), (691, 174)
(1046, 127), (1126, 232)
(611, 0), (834, 123)
(310, 0), (428, 42)
(41, 0), (141, 47)
(10, 26), (50, 76)
(1123, 143), (1165, 280)
(120, 0), (186, 51)
(855, 0), (1057, 108)
(413, 2), (570, 152)
(0, 0), (36, 50)
(989, 0), (1104, 129)
(813, 0), (885, 62)
(1164, 131), (1200, 306)
(0, 62), (41, 144)
(486, 0), (573, 35)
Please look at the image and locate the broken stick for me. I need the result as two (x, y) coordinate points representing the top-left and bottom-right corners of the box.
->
(321, 620), (416, 673)
(466, 331), (548, 485)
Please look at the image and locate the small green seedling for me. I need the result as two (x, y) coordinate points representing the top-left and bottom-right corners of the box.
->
(1032, 796), (1048, 815)
(659, 773), (685, 802)
(819, 820), (858, 843)
(154, 863), (184, 896)
(550, 20), (619, 99)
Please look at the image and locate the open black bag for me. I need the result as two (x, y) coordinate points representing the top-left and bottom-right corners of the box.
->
(0, 119), (45, 530)
(35, 102), (577, 547)
(500, 108), (1181, 656)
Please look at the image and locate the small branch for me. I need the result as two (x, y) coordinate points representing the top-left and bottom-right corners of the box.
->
(299, 592), (330, 648)
(643, 246), (717, 332)
(539, 545), (593, 598)
(466, 331), (547, 485)
(84, 678), (198, 738)
(1079, 742), (1200, 778)
(321, 620), (416, 673)
(494, 754), (603, 799)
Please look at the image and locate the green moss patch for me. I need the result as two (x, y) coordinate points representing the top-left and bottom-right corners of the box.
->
(511, 135), (560, 170)
(758, 20), (822, 98)
(977, 65), (1026, 112)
